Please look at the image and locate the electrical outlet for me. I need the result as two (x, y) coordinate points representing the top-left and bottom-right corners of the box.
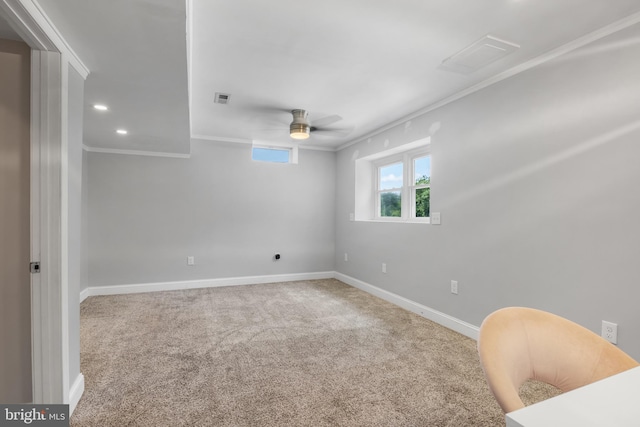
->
(187, 256), (195, 266)
(602, 321), (618, 344)
(451, 280), (458, 295)
(431, 212), (441, 225)
(382, 263), (387, 273)
(344, 253), (348, 262)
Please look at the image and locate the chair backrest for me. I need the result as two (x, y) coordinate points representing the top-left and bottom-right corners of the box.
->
(477, 307), (639, 413)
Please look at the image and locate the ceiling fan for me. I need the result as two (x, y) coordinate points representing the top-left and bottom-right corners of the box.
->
(245, 105), (353, 141)
(284, 109), (352, 140)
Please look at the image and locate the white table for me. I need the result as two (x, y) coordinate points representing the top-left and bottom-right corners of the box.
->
(506, 366), (640, 427)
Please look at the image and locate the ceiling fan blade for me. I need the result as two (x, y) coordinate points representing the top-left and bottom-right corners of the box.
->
(242, 104), (292, 119)
(248, 127), (288, 140)
(311, 114), (342, 128)
(251, 116), (289, 127)
(310, 126), (354, 138)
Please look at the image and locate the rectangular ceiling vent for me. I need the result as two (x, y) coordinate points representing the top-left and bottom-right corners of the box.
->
(214, 92), (231, 105)
(439, 35), (520, 75)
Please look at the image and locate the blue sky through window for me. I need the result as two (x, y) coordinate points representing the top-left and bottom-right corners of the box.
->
(380, 163), (403, 190)
(415, 156), (431, 183)
(252, 147), (290, 163)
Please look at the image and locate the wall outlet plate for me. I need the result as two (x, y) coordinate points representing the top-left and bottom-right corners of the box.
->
(431, 212), (441, 225)
(602, 320), (618, 344)
(451, 280), (458, 295)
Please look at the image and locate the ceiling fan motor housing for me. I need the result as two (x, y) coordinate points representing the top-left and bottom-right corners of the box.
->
(290, 109), (310, 139)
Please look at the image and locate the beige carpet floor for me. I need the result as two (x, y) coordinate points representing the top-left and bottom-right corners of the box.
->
(71, 279), (558, 426)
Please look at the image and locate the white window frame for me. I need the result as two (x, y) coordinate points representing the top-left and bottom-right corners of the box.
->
(409, 152), (431, 220)
(251, 142), (299, 164)
(375, 155), (404, 221)
(354, 137), (431, 223)
(373, 147), (430, 222)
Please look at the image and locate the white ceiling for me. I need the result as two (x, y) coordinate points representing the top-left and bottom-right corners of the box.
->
(23, 1), (640, 153)
(36, 0), (191, 154)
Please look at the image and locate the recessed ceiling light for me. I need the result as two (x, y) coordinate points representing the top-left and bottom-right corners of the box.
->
(93, 104), (108, 111)
(116, 129), (128, 135)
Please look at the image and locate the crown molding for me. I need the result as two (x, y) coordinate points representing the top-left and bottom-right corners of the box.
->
(337, 10), (640, 152)
(192, 134), (337, 152)
(191, 134), (253, 145)
(296, 144), (336, 152)
(0, 0), (90, 78)
(82, 145), (191, 159)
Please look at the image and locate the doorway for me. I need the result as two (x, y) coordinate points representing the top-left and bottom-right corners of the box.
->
(0, 38), (32, 403)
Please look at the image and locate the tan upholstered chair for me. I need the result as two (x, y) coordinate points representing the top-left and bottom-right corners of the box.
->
(477, 307), (639, 413)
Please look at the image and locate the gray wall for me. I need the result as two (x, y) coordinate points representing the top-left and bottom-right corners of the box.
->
(86, 141), (336, 286)
(67, 65), (84, 388)
(335, 23), (640, 360)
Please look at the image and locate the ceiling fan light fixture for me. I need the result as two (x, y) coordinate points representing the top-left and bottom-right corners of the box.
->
(290, 123), (310, 139)
(290, 109), (311, 140)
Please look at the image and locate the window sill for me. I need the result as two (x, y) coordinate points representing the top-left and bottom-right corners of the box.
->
(355, 219), (431, 224)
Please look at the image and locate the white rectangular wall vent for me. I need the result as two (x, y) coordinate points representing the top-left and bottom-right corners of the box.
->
(214, 92), (231, 104)
(439, 35), (520, 74)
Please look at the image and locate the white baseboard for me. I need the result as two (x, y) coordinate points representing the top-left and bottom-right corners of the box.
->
(334, 272), (479, 340)
(69, 373), (84, 416)
(82, 271), (335, 298)
(79, 270), (478, 341)
(79, 287), (90, 303)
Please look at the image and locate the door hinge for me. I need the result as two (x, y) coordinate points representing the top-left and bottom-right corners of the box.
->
(30, 262), (40, 274)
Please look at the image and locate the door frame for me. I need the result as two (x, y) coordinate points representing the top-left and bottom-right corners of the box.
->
(0, 0), (88, 405)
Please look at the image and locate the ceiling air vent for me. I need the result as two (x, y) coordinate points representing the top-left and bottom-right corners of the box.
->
(439, 35), (520, 74)
(214, 92), (231, 105)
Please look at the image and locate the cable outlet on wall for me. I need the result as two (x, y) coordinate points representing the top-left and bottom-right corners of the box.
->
(187, 256), (195, 266)
(451, 280), (458, 295)
(602, 320), (618, 344)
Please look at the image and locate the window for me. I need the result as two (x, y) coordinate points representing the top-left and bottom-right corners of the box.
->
(412, 155), (431, 218)
(251, 144), (298, 164)
(375, 150), (430, 221)
(378, 162), (403, 217)
(355, 138), (430, 223)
